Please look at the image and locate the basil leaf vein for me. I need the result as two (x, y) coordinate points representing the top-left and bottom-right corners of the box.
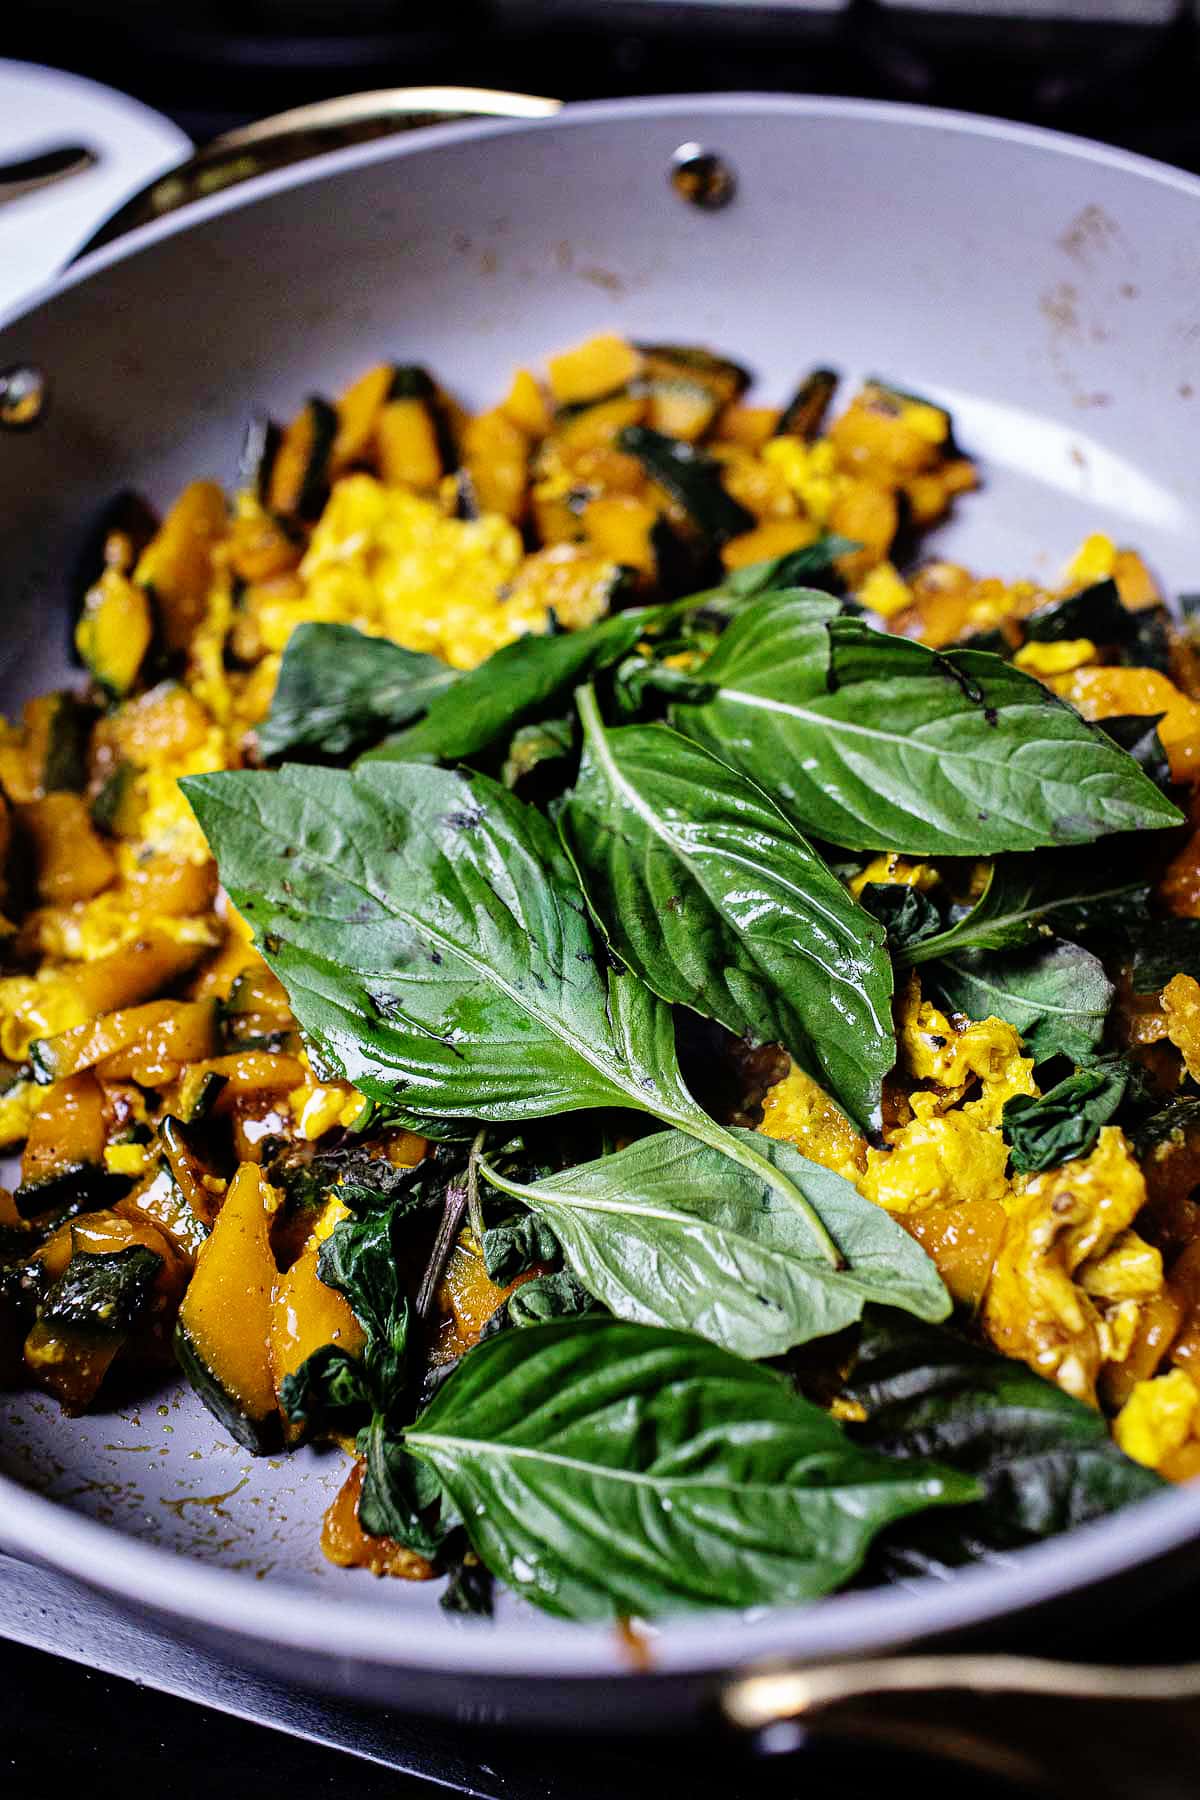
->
(480, 1126), (949, 1359)
(184, 761), (845, 1265)
(561, 686), (894, 1132)
(673, 592), (1181, 854)
(403, 1316), (978, 1620)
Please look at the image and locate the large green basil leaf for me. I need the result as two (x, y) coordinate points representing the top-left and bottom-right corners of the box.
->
(480, 1127), (948, 1359)
(257, 622), (458, 763)
(560, 691), (894, 1132)
(403, 1316), (978, 1619)
(926, 938), (1113, 1062)
(184, 762), (845, 1264)
(845, 1310), (1164, 1581)
(362, 606), (667, 767)
(674, 594), (1181, 854)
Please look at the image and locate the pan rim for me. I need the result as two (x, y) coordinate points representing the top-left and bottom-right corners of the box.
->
(4, 88), (1200, 334)
(3, 88), (1200, 1684)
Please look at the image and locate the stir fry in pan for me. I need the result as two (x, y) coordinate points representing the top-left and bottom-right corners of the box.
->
(3, 332), (1199, 1618)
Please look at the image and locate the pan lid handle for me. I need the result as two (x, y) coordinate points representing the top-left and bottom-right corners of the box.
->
(71, 86), (561, 263)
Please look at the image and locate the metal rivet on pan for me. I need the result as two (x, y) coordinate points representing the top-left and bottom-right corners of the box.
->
(0, 364), (48, 429)
(669, 144), (737, 211)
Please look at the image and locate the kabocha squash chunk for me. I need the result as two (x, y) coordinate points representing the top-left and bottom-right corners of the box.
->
(375, 398), (443, 492)
(501, 367), (551, 438)
(20, 1071), (108, 1189)
(271, 1204), (367, 1441)
(32, 999), (218, 1087)
(176, 1161), (281, 1451)
(75, 570), (154, 698)
(134, 480), (227, 653)
(547, 333), (642, 406)
(329, 362), (394, 475)
(460, 409), (529, 522)
(18, 794), (115, 904)
(24, 1211), (178, 1412)
(268, 399), (338, 519)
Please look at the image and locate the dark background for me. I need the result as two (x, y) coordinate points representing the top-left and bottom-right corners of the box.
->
(7, 0), (1200, 170)
(4, 2), (1200, 1792)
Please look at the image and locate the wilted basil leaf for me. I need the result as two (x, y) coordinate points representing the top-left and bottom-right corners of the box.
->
(1001, 1062), (1128, 1173)
(858, 883), (944, 954)
(927, 938), (1113, 1063)
(846, 1310), (1164, 1581)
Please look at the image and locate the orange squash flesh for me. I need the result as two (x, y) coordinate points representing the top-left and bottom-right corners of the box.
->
(176, 1161), (280, 1448)
(271, 1234), (366, 1437)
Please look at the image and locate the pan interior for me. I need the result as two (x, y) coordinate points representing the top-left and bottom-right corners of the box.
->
(1, 96), (1199, 1665)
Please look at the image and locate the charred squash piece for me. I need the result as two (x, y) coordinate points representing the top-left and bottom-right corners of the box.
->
(175, 1161), (281, 1451)
(24, 1209), (178, 1413)
(268, 398), (338, 520)
(776, 366), (839, 442)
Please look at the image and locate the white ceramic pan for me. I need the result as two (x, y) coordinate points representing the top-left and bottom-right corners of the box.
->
(2, 92), (1200, 1745)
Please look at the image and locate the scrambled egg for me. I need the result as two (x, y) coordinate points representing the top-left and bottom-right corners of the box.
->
(984, 1128), (1159, 1404)
(272, 476), (535, 670)
(849, 853), (940, 899)
(859, 1102), (1011, 1216)
(1115, 1368), (1200, 1469)
(757, 968), (1175, 1415)
(758, 1062), (867, 1183)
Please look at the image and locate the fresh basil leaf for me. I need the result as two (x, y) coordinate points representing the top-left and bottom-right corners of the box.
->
(504, 1270), (593, 1326)
(674, 592), (1182, 854)
(845, 1310), (1164, 1581)
(403, 1316), (978, 1620)
(905, 856), (1151, 965)
(480, 1127), (949, 1359)
(362, 607), (667, 768)
(318, 1211), (410, 1365)
(1001, 1062), (1128, 1174)
(265, 1137), (448, 1216)
(440, 1553), (494, 1617)
(184, 762), (846, 1264)
(39, 1246), (161, 1336)
(617, 425), (755, 547)
(1130, 917), (1200, 993)
(257, 622), (458, 763)
(482, 1212), (561, 1284)
(1097, 714), (1171, 791)
(858, 883), (943, 955)
(926, 938), (1113, 1062)
(561, 692), (894, 1132)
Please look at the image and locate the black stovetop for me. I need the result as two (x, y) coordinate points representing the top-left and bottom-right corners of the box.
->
(4, 7), (1200, 1793)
